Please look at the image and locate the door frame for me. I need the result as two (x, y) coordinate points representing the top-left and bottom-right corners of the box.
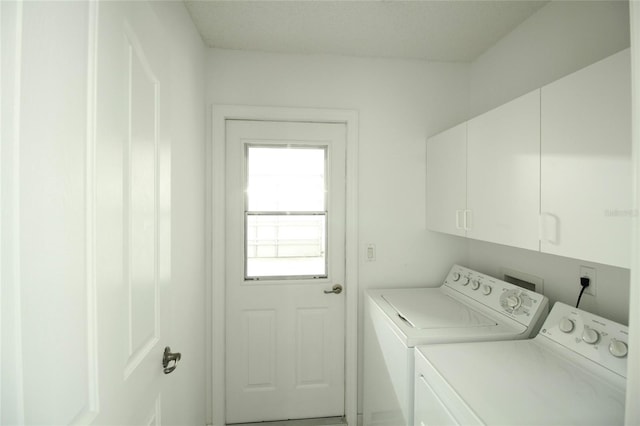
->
(208, 105), (359, 426)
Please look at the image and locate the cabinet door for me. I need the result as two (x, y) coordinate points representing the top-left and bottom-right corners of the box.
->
(426, 123), (467, 236)
(541, 49), (631, 268)
(467, 90), (541, 250)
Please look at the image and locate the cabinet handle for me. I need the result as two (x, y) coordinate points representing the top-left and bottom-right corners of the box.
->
(456, 210), (471, 231)
(540, 212), (559, 244)
(463, 210), (472, 231)
(455, 210), (464, 230)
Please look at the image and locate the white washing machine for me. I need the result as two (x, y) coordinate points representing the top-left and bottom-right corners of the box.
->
(414, 302), (628, 425)
(363, 264), (549, 426)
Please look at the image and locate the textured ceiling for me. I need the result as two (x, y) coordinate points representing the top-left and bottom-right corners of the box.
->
(184, 0), (548, 62)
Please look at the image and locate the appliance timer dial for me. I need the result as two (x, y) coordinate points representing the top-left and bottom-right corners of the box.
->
(471, 280), (480, 290)
(482, 285), (492, 295)
(499, 290), (530, 315)
(609, 339), (628, 358)
(582, 327), (600, 345)
(506, 295), (522, 310)
(452, 272), (461, 281)
(559, 317), (575, 333)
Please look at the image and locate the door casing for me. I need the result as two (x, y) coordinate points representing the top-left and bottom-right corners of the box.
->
(208, 105), (359, 426)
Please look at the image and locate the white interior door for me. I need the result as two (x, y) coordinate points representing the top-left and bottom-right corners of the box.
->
(94, 2), (175, 424)
(1, 1), (176, 424)
(225, 120), (346, 424)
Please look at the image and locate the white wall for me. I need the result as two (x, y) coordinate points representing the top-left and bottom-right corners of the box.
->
(206, 49), (470, 416)
(465, 0), (631, 324)
(469, 0), (630, 117)
(625, 2), (640, 422)
(151, 3), (207, 425)
(1, 2), (93, 423)
(206, 1), (634, 421)
(1, 1), (24, 421)
(207, 50), (470, 285)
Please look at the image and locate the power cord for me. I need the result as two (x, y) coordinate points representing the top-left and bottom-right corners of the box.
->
(576, 276), (591, 308)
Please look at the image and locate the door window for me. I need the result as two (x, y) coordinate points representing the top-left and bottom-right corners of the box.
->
(245, 145), (327, 280)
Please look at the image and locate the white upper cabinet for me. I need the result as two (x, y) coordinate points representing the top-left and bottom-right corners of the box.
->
(426, 123), (467, 237)
(426, 50), (631, 269)
(540, 49), (631, 268)
(466, 90), (541, 251)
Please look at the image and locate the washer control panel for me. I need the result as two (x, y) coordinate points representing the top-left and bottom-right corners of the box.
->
(443, 265), (549, 330)
(540, 302), (628, 377)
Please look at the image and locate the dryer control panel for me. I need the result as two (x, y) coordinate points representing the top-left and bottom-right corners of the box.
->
(443, 265), (549, 331)
(539, 302), (628, 378)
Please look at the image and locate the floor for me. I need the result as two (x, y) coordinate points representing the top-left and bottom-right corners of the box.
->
(229, 417), (346, 426)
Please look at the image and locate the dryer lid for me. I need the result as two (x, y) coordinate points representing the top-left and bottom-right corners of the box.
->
(382, 290), (497, 329)
(415, 339), (626, 425)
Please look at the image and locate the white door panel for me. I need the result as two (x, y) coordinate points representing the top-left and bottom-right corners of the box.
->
(225, 120), (346, 424)
(1, 1), (175, 424)
(94, 1), (173, 424)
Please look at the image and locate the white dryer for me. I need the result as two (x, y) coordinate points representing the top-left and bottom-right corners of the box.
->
(414, 302), (628, 425)
(363, 264), (549, 426)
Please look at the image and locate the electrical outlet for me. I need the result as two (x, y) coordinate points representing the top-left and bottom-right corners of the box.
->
(579, 266), (596, 296)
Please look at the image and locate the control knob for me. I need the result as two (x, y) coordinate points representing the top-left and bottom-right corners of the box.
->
(506, 295), (521, 310)
(482, 285), (492, 296)
(559, 317), (575, 333)
(461, 277), (470, 286)
(452, 272), (461, 281)
(582, 327), (600, 345)
(609, 339), (628, 358)
(471, 280), (480, 290)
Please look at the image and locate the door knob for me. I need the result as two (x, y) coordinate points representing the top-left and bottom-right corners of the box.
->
(162, 346), (181, 374)
(324, 284), (343, 294)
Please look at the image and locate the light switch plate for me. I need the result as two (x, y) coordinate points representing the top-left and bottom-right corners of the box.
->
(366, 244), (376, 262)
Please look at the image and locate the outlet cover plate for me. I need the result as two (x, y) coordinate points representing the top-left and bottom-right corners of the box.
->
(579, 265), (596, 296)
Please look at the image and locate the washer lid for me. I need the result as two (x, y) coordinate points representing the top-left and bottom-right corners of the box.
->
(382, 291), (497, 329)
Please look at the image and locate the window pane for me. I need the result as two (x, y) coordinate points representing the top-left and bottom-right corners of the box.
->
(247, 146), (325, 211)
(246, 214), (326, 279)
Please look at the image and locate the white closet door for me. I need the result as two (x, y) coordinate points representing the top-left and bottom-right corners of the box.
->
(467, 90), (541, 251)
(426, 123), (467, 237)
(541, 49), (631, 268)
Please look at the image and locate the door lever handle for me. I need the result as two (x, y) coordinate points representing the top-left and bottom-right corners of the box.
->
(162, 346), (181, 374)
(324, 284), (343, 294)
